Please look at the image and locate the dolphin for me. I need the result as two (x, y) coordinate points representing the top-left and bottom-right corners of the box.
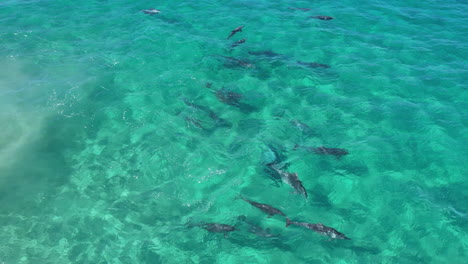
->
(227, 26), (244, 39)
(263, 144), (288, 165)
(215, 55), (254, 68)
(286, 218), (351, 240)
(183, 98), (232, 128)
(214, 87), (243, 107)
(239, 196), (286, 217)
(212, 86), (258, 113)
(267, 163), (308, 198)
(294, 145), (349, 159)
(297, 61), (330, 69)
(183, 116), (208, 131)
(248, 50), (282, 58)
(237, 215), (280, 238)
(231, 38), (246, 48)
(262, 144), (289, 184)
(187, 220), (238, 238)
(288, 7), (311, 11)
(314, 146), (349, 158)
(310, 15), (334, 20)
(290, 120), (315, 136)
(141, 9), (161, 15)
(200, 223), (237, 238)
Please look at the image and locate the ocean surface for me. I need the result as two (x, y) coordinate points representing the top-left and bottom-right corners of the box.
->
(0, 0), (467, 263)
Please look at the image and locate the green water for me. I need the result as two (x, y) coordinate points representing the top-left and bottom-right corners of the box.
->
(0, 0), (467, 263)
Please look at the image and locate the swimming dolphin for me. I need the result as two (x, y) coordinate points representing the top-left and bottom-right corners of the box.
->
(237, 215), (280, 238)
(286, 219), (350, 240)
(263, 144), (288, 165)
(267, 163), (308, 198)
(187, 220), (238, 238)
(297, 61), (330, 69)
(215, 55), (254, 68)
(212, 86), (258, 113)
(310, 15), (334, 20)
(231, 38), (246, 48)
(239, 196), (286, 217)
(314, 146), (349, 158)
(141, 9), (161, 15)
(248, 50), (282, 57)
(290, 120), (315, 136)
(200, 223), (237, 238)
(262, 144), (289, 184)
(288, 7), (311, 11)
(294, 145), (349, 159)
(183, 116), (208, 131)
(214, 87), (243, 106)
(183, 98), (232, 128)
(227, 26), (244, 39)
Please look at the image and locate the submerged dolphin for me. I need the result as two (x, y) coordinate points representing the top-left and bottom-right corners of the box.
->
(212, 86), (258, 113)
(267, 163), (308, 198)
(237, 215), (280, 238)
(248, 50), (280, 57)
(227, 26), (244, 39)
(202, 223), (237, 233)
(290, 120), (315, 136)
(294, 145), (349, 159)
(314, 146), (349, 158)
(297, 61), (330, 69)
(183, 116), (209, 131)
(288, 7), (311, 11)
(183, 98), (232, 128)
(231, 38), (246, 48)
(239, 196), (286, 217)
(262, 144), (289, 184)
(189, 222), (237, 238)
(215, 55), (254, 68)
(141, 9), (161, 15)
(286, 219), (351, 240)
(310, 15), (334, 20)
(214, 87), (243, 106)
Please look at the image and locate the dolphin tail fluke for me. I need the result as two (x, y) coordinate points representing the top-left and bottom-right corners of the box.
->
(293, 144), (299, 150)
(286, 218), (292, 227)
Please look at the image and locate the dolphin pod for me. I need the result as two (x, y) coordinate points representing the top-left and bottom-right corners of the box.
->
(189, 195), (351, 241)
(137, 8), (353, 244)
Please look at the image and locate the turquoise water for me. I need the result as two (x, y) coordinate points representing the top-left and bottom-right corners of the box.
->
(1, 0), (467, 263)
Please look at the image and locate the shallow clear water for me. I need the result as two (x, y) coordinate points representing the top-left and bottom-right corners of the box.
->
(0, 0), (467, 263)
